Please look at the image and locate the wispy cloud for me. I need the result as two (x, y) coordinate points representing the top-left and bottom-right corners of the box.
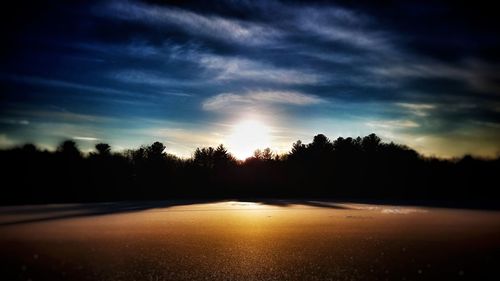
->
(73, 136), (100, 141)
(198, 54), (321, 85)
(366, 119), (420, 129)
(0, 119), (30, 126)
(396, 103), (436, 117)
(111, 70), (195, 96)
(295, 7), (392, 51)
(202, 90), (325, 111)
(72, 39), (161, 58)
(17, 109), (114, 124)
(99, 0), (281, 46)
(2, 74), (139, 98)
(369, 59), (500, 94)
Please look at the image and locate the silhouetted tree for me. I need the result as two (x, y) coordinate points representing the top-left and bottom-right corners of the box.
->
(95, 143), (111, 156)
(252, 148), (273, 161)
(213, 144), (235, 168)
(146, 141), (166, 160)
(310, 134), (332, 149)
(289, 140), (306, 162)
(192, 145), (235, 169)
(22, 143), (37, 153)
(57, 140), (81, 159)
(361, 133), (381, 153)
(1, 133), (499, 205)
(194, 147), (216, 169)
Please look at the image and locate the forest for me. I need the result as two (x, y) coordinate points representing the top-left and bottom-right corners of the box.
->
(1, 133), (498, 206)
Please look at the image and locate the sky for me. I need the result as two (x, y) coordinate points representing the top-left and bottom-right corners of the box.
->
(1, 0), (500, 158)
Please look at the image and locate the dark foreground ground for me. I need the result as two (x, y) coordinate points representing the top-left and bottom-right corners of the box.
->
(1, 200), (499, 281)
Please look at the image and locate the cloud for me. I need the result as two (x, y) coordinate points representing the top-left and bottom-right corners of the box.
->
(396, 103), (436, 117)
(16, 109), (114, 124)
(73, 136), (100, 141)
(2, 74), (139, 99)
(366, 119), (420, 129)
(72, 39), (161, 58)
(198, 54), (321, 85)
(111, 70), (195, 96)
(202, 90), (325, 111)
(369, 59), (500, 95)
(0, 119), (30, 126)
(295, 7), (392, 51)
(100, 0), (281, 46)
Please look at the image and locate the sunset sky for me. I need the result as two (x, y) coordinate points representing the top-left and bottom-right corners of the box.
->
(1, 1), (499, 158)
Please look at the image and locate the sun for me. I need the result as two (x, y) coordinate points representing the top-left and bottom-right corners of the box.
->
(226, 119), (272, 160)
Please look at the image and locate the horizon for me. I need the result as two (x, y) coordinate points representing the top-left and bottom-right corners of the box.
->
(4, 132), (499, 161)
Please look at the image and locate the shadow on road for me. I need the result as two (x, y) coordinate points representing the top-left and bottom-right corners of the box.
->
(0, 200), (223, 226)
(0, 199), (357, 227)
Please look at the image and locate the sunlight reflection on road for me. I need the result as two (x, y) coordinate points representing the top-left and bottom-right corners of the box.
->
(1, 201), (499, 281)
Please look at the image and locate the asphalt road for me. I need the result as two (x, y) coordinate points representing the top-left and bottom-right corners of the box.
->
(1, 200), (499, 281)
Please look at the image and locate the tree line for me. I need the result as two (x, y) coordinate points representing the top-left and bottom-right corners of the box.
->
(0, 133), (498, 205)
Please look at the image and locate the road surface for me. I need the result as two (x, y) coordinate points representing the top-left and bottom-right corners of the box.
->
(1, 200), (499, 280)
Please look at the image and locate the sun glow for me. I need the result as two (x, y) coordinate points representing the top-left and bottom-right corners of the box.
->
(227, 119), (272, 160)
